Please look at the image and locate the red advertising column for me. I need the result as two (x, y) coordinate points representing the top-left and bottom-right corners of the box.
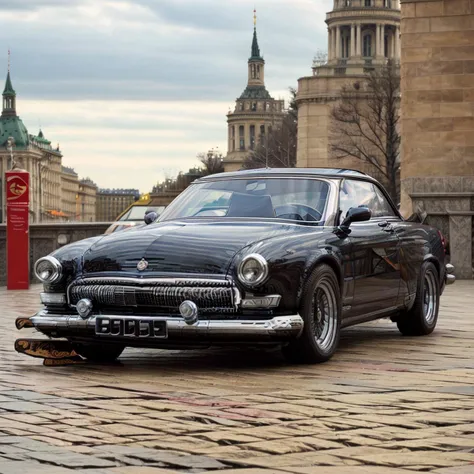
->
(6, 170), (30, 290)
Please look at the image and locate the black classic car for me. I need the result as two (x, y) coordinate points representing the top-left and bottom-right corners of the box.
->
(16, 168), (455, 364)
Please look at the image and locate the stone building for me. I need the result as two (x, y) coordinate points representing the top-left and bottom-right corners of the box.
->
(0, 71), (65, 223)
(96, 188), (140, 222)
(296, 0), (401, 168)
(400, 0), (474, 278)
(222, 15), (285, 172)
(0, 69), (99, 223)
(76, 178), (97, 222)
(60, 166), (79, 220)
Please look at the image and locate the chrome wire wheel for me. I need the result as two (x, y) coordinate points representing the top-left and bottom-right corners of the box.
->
(312, 277), (338, 351)
(423, 269), (438, 325)
(396, 261), (440, 337)
(282, 263), (341, 364)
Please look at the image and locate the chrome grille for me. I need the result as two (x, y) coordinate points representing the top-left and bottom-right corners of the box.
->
(68, 278), (238, 314)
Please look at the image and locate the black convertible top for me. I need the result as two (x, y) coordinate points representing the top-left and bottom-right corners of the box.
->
(197, 168), (375, 183)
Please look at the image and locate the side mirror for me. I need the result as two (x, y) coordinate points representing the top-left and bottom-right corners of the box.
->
(341, 206), (371, 228)
(144, 212), (158, 225)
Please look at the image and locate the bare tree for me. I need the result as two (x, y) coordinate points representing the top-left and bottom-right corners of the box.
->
(243, 87), (298, 169)
(330, 61), (401, 202)
(198, 149), (224, 175)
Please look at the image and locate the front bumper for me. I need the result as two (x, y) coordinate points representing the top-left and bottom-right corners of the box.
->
(18, 311), (304, 343)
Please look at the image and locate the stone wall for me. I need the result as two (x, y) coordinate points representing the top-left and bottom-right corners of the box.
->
(0, 222), (110, 286)
(400, 0), (474, 279)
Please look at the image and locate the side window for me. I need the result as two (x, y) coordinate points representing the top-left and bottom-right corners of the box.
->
(372, 185), (396, 218)
(339, 180), (396, 223)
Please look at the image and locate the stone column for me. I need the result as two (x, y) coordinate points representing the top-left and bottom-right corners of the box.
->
(350, 24), (356, 58)
(356, 24), (362, 56)
(400, 0), (474, 279)
(328, 28), (332, 60)
(395, 25), (400, 59)
(376, 24), (382, 57)
(391, 30), (395, 58)
(335, 26), (341, 60)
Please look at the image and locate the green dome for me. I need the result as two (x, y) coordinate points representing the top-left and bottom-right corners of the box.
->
(0, 115), (29, 148)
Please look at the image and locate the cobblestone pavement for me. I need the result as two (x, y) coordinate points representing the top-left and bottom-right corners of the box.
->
(0, 283), (473, 474)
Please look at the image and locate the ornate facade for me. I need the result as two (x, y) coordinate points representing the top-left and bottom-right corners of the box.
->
(223, 15), (285, 172)
(296, 0), (401, 168)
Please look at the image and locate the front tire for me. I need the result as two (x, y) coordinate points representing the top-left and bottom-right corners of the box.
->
(282, 264), (341, 364)
(397, 261), (440, 336)
(73, 342), (125, 362)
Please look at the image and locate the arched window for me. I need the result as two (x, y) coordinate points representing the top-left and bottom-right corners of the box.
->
(250, 125), (255, 150)
(256, 65), (260, 78)
(363, 34), (372, 57)
(365, 0), (372, 5)
(239, 125), (245, 150)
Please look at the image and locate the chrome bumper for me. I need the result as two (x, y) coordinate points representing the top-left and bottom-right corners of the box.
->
(446, 263), (455, 285)
(25, 311), (304, 340)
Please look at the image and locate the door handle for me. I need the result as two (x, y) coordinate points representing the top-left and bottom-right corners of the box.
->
(378, 221), (389, 228)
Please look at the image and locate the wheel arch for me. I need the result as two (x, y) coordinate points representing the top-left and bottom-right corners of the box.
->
(304, 255), (343, 295)
(423, 254), (441, 278)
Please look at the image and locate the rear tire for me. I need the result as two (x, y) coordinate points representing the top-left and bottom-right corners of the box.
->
(73, 343), (125, 362)
(397, 261), (440, 336)
(282, 264), (341, 364)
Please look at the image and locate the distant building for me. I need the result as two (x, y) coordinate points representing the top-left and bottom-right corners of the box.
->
(96, 188), (140, 222)
(0, 67), (99, 222)
(60, 166), (79, 220)
(222, 13), (285, 172)
(77, 178), (97, 222)
(296, 0), (401, 168)
(0, 70), (64, 222)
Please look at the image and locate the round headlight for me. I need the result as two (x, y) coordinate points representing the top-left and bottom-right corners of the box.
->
(238, 254), (269, 287)
(34, 256), (63, 284)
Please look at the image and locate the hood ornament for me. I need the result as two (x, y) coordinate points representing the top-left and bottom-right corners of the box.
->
(137, 258), (149, 272)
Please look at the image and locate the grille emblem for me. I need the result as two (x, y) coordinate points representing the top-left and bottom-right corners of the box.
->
(137, 259), (149, 272)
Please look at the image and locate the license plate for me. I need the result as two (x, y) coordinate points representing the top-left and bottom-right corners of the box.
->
(95, 317), (168, 339)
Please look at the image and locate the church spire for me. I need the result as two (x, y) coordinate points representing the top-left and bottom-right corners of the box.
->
(3, 71), (15, 97)
(250, 9), (262, 60)
(2, 51), (17, 117)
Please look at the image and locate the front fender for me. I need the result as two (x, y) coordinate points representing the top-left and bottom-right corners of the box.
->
(227, 235), (344, 314)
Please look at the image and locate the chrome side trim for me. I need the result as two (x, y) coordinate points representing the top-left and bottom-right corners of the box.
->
(28, 311), (304, 339)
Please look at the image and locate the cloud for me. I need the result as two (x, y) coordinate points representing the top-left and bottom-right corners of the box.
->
(0, 0), (332, 192)
(20, 98), (228, 191)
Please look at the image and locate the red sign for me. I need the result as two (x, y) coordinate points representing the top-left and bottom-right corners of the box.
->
(6, 170), (30, 290)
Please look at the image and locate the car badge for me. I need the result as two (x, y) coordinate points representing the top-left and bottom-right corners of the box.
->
(137, 259), (149, 272)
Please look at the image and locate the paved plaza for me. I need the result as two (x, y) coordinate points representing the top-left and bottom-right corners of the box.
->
(0, 283), (473, 473)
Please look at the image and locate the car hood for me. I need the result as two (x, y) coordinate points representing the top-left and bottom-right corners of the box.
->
(81, 219), (316, 276)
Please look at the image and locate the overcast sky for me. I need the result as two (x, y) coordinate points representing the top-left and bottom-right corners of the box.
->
(1, 0), (332, 192)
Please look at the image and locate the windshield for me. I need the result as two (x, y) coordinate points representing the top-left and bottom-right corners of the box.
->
(158, 178), (330, 224)
(120, 206), (166, 221)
